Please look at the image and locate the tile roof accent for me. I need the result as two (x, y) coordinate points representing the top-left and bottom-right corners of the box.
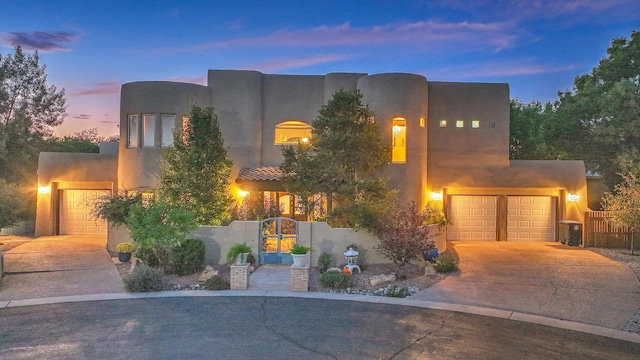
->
(237, 167), (283, 181)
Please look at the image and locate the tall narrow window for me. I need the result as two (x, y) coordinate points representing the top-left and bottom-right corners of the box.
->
(392, 117), (406, 163)
(127, 114), (139, 148)
(274, 120), (311, 144)
(143, 114), (156, 147)
(161, 114), (176, 147)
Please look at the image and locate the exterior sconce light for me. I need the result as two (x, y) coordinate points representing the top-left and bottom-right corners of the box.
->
(238, 190), (249, 198)
(38, 185), (50, 194)
(568, 193), (579, 202)
(431, 192), (443, 201)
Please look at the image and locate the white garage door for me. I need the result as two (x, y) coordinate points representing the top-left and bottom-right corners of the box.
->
(507, 196), (555, 241)
(59, 190), (109, 235)
(448, 196), (497, 240)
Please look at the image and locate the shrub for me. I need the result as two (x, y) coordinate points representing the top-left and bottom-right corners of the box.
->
(136, 246), (160, 267)
(171, 238), (205, 275)
(291, 244), (310, 254)
(91, 190), (142, 227)
(318, 252), (332, 273)
(203, 275), (230, 290)
(320, 271), (354, 289)
(123, 264), (165, 292)
(433, 253), (458, 273)
(382, 285), (412, 298)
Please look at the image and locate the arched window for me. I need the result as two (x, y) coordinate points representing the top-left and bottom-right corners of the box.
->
(274, 121), (312, 145)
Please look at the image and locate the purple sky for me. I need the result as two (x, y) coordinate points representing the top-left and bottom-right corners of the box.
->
(1, 0), (639, 137)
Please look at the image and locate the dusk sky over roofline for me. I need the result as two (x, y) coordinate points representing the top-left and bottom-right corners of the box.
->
(1, 0), (639, 137)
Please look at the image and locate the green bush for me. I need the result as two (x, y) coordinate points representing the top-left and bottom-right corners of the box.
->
(123, 264), (165, 292)
(203, 275), (230, 290)
(171, 238), (205, 275)
(320, 271), (353, 289)
(433, 253), (458, 273)
(382, 285), (412, 298)
(318, 252), (332, 273)
(136, 246), (160, 267)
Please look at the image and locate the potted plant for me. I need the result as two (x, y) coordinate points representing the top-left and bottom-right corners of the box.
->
(116, 242), (136, 263)
(227, 243), (252, 265)
(290, 244), (310, 266)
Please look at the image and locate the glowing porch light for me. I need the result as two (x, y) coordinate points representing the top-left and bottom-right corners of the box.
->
(38, 185), (50, 194)
(238, 190), (249, 198)
(431, 192), (443, 201)
(301, 137), (309, 143)
(568, 193), (579, 202)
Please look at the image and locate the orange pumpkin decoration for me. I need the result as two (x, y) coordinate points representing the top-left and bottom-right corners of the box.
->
(342, 266), (351, 275)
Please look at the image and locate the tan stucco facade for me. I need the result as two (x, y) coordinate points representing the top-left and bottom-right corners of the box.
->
(35, 69), (588, 251)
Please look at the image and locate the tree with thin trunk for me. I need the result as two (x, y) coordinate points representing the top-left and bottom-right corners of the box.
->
(602, 173), (640, 254)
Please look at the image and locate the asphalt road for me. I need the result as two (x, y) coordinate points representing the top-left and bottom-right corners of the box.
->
(1, 297), (639, 359)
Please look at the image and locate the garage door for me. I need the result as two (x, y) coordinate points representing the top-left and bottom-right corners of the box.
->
(507, 196), (555, 241)
(448, 196), (497, 240)
(59, 190), (109, 235)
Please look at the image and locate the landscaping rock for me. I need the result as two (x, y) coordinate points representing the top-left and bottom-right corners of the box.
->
(424, 263), (436, 276)
(197, 265), (218, 282)
(327, 267), (342, 273)
(369, 274), (396, 287)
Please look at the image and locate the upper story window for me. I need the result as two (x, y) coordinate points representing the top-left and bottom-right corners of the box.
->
(456, 120), (464, 128)
(161, 114), (176, 147)
(275, 120), (311, 145)
(439, 120), (447, 127)
(127, 114), (139, 148)
(472, 120), (480, 128)
(143, 114), (156, 147)
(392, 117), (406, 163)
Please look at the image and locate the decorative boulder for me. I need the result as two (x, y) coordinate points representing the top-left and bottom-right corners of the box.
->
(369, 274), (396, 287)
(327, 267), (343, 273)
(198, 265), (219, 283)
(424, 262), (437, 276)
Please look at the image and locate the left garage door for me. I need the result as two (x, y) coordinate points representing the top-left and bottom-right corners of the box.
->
(59, 190), (109, 235)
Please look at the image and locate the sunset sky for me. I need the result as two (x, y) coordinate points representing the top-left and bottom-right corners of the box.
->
(1, 0), (639, 137)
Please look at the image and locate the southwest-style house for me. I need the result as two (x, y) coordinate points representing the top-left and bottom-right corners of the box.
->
(35, 70), (587, 263)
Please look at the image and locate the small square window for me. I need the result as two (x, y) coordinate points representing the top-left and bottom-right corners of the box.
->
(456, 120), (464, 128)
(439, 120), (447, 127)
(489, 121), (496, 128)
(420, 117), (425, 127)
(472, 120), (480, 128)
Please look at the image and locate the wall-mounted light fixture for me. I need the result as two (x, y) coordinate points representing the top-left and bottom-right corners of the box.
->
(238, 190), (249, 198)
(38, 185), (50, 194)
(568, 193), (579, 202)
(431, 192), (443, 201)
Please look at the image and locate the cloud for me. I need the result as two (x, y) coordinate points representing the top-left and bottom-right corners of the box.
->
(251, 54), (350, 72)
(434, 59), (576, 79)
(74, 114), (91, 120)
(156, 20), (517, 54)
(0, 31), (80, 52)
(73, 79), (120, 96)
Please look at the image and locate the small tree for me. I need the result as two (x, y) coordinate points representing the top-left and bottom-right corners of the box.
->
(91, 190), (142, 227)
(602, 172), (640, 254)
(374, 202), (442, 278)
(159, 105), (232, 225)
(127, 197), (198, 271)
(0, 179), (31, 230)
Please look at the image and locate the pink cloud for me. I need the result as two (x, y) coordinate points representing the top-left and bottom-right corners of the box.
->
(251, 54), (349, 72)
(435, 60), (577, 79)
(73, 79), (120, 96)
(0, 30), (81, 52)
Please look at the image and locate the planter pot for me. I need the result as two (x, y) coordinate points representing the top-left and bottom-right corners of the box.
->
(235, 252), (250, 265)
(118, 252), (132, 263)
(291, 253), (307, 267)
(422, 248), (439, 262)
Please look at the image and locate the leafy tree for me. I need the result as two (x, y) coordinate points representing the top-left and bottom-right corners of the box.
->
(91, 190), (143, 227)
(281, 89), (394, 228)
(374, 202), (441, 278)
(602, 173), (640, 253)
(0, 179), (31, 229)
(0, 46), (66, 136)
(509, 99), (554, 160)
(550, 30), (640, 187)
(159, 105), (232, 225)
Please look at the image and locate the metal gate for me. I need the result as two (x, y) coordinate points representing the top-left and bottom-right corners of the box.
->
(259, 217), (298, 264)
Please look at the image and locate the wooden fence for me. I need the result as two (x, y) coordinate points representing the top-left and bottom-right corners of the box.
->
(583, 211), (638, 250)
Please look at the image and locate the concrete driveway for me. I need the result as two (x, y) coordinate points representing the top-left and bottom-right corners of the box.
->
(411, 241), (640, 329)
(0, 235), (125, 300)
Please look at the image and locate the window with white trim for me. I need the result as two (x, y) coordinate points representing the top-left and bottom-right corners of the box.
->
(275, 120), (311, 144)
(161, 114), (176, 147)
(143, 114), (156, 147)
(127, 114), (139, 148)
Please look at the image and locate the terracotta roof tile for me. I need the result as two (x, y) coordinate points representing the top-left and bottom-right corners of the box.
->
(237, 167), (283, 181)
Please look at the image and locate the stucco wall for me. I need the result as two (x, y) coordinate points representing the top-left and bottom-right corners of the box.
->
(359, 73), (429, 206)
(118, 81), (210, 190)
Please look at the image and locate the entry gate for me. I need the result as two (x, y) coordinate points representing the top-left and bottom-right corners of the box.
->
(259, 217), (298, 264)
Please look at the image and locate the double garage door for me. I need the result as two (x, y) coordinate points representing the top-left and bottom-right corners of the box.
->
(448, 195), (556, 241)
(59, 190), (109, 235)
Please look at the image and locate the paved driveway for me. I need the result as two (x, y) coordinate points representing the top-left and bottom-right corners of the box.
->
(0, 235), (125, 300)
(411, 241), (640, 329)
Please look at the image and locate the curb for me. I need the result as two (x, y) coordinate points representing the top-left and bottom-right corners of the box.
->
(2, 290), (640, 344)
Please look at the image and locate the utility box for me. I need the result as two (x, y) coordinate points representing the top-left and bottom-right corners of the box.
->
(558, 220), (582, 246)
